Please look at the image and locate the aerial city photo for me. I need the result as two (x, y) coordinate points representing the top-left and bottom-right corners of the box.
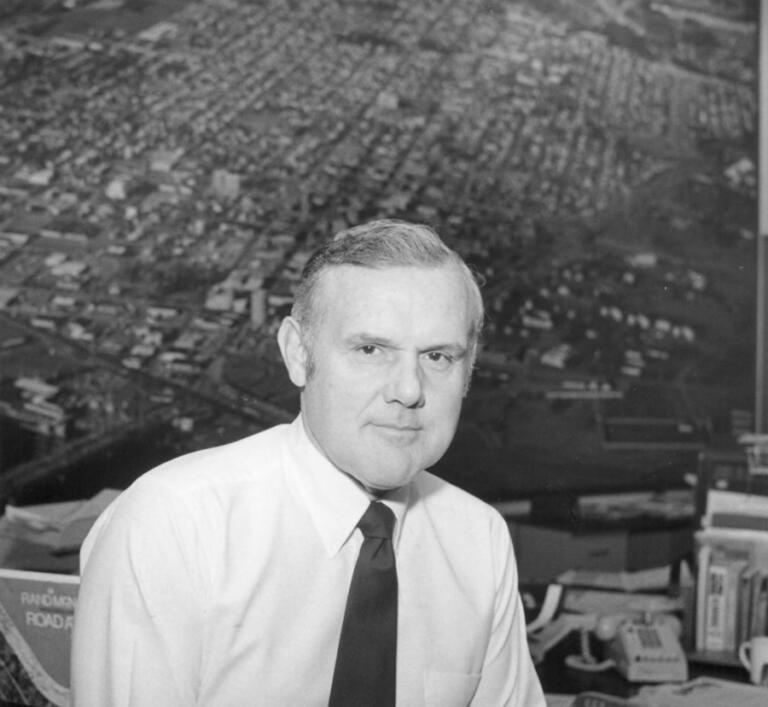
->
(0, 0), (758, 505)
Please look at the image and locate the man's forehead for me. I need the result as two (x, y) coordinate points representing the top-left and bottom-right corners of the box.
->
(313, 264), (472, 335)
(314, 263), (461, 308)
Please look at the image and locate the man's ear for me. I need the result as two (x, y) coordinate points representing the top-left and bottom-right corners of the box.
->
(277, 316), (309, 388)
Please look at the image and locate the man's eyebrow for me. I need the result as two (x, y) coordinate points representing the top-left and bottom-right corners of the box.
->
(344, 332), (396, 346)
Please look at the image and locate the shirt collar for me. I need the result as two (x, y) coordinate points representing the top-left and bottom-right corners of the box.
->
(284, 415), (409, 557)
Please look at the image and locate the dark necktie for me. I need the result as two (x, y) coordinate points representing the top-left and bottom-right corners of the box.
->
(329, 501), (398, 707)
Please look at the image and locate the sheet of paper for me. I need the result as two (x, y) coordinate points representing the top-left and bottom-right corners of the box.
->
(562, 588), (682, 616)
(528, 613), (595, 665)
(557, 566), (671, 592)
(527, 583), (565, 634)
(635, 677), (768, 707)
(545, 694), (575, 707)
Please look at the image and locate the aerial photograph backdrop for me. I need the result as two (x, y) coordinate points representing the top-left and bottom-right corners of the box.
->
(0, 0), (758, 504)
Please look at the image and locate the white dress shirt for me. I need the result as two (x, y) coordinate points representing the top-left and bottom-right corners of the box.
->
(71, 416), (544, 706)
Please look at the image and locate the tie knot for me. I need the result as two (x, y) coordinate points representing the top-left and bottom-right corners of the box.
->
(357, 501), (395, 540)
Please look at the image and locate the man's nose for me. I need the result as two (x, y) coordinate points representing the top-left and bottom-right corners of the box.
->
(385, 356), (425, 408)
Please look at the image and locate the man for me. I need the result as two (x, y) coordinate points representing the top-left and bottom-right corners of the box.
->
(71, 219), (545, 706)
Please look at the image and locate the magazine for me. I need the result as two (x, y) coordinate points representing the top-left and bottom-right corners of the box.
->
(0, 569), (79, 707)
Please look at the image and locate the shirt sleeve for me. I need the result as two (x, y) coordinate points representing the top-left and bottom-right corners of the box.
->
(71, 477), (209, 707)
(471, 512), (546, 707)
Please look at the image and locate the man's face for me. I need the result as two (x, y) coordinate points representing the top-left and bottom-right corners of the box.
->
(284, 264), (475, 494)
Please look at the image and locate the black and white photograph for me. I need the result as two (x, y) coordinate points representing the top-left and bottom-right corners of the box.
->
(0, 0), (764, 705)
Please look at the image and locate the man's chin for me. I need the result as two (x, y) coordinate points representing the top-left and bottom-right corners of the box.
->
(361, 467), (422, 495)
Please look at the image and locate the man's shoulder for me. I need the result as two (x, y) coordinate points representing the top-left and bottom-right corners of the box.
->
(131, 422), (291, 493)
(83, 424), (290, 541)
(409, 473), (514, 571)
(413, 471), (505, 526)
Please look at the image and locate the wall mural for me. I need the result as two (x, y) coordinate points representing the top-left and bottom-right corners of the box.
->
(0, 0), (757, 502)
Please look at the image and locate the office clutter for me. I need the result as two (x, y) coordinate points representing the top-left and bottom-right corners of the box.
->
(516, 488), (697, 695)
(692, 437), (768, 675)
(634, 676), (768, 706)
(0, 489), (117, 706)
(693, 528), (768, 661)
(0, 488), (119, 573)
(526, 581), (688, 682)
(525, 437), (768, 704)
(549, 678), (768, 707)
(529, 578), (768, 704)
(564, 612), (688, 684)
(510, 489), (694, 583)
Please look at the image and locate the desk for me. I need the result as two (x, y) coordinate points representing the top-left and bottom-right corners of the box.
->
(536, 630), (750, 698)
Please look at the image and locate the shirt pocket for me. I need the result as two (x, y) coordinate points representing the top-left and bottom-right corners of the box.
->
(424, 670), (481, 707)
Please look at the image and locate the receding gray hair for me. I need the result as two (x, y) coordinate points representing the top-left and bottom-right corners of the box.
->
(292, 219), (484, 359)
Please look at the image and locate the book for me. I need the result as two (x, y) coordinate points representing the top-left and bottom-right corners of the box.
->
(709, 513), (768, 532)
(696, 531), (752, 653)
(704, 489), (768, 531)
(722, 559), (748, 651)
(0, 568), (79, 706)
(695, 542), (711, 653)
(694, 528), (768, 661)
(736, 565), (758, 647)
(703, 556), (728, 651)
(678, 558), (696, 652)
(749, 569), (768, 639)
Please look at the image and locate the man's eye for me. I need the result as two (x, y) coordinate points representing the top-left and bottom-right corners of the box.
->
(358, 345), (380, 356)
(424, 351), (452, 369)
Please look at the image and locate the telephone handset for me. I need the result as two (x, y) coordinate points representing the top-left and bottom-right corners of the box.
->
(566, 613), (688, 683)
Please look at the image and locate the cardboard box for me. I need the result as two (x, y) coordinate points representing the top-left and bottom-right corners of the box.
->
(510, 520), (692, 583)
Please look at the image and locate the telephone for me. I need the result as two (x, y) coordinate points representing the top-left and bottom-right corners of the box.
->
(566, 613), (688, 683)
(605, 615), (688, 682)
